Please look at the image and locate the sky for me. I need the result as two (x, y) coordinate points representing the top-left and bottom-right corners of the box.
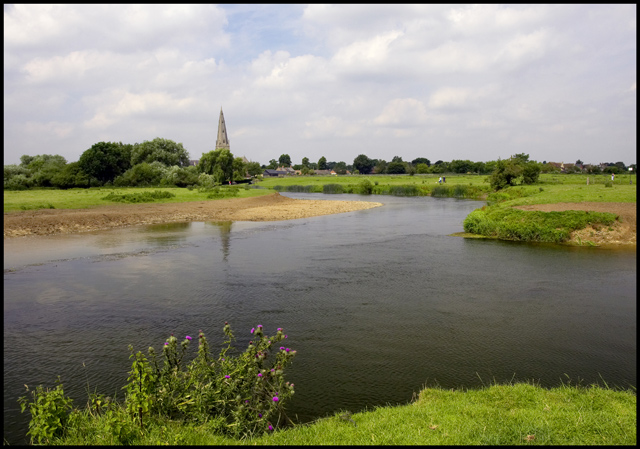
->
(4, 4), (636, 167)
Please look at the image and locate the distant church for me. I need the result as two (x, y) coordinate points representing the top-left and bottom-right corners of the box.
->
(216, 107), (230, 150)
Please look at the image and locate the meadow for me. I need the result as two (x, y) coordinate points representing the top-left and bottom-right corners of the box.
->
(5, 173), (636, 213)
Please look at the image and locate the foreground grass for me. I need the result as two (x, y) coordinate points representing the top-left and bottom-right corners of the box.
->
(3, 186), (272, 213)
(52, 383), (636, 445)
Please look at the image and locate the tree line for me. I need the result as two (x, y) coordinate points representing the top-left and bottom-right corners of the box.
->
(4, 137), (634, 191)
(4, 138), (262, 190)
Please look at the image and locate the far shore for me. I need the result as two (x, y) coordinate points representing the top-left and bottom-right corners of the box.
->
(3, 192), (383, 238)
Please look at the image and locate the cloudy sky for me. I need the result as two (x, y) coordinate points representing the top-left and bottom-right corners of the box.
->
(4, 4), (636, 167)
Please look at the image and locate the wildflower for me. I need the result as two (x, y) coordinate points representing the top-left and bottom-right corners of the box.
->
(277, 328), (282, 331)
(257, 324), (262, 328)
(268, 424), (273, 431)
(185, 335), (192, 341)
(280, 347), (285, 350)
(273, 396), (279, 402)
(251, 328), (255, 334)
(285, 348), (290, 352)
(225, 375), (231, 379)
(258, 413), (262, 418)
(164, 342), (169, 346)
(258, 373), (263, 377)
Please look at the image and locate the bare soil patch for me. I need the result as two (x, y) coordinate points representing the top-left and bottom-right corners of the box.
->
(4, 192), (382, 238)
(513, 202), (636, 246)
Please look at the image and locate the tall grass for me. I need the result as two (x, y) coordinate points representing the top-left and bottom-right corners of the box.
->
(463, 205), (618, 243)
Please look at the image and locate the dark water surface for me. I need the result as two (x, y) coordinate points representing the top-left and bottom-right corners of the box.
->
(4, 194), (636, 444)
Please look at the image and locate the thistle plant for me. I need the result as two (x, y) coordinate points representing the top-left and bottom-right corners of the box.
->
(122, 322), (297, 438)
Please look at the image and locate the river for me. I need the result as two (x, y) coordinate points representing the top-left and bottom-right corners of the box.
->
(3, 194), (636, 444)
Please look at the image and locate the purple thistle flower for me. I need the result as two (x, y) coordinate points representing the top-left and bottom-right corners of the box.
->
(280, 347), (285, 350)
(277, 328), (282, 331)
(268, 425), (273, 431)
(250, 328), (255, 334)
(286, 348), (290, 352)
(258, 373), (263, 377)
(164, 342), (169, 346)
(273, 396), (279, 402)
(258, 413), (262, 418)
(225, 375), (231, 379)
(185, 335), (192, 341)
(257, 324), (262, 328)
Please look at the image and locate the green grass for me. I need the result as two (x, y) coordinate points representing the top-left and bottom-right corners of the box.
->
(3, 186), (272, 213)
(52, 382), (636, 445)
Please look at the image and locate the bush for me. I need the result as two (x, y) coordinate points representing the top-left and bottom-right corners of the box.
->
(18, 377), (74, 444)
(124, 324), (296, 438)
(322, 184), (344, 194)
(206, 186), (240, 199)
(358, 179), (373, 195)
(102, 190), (176, 203)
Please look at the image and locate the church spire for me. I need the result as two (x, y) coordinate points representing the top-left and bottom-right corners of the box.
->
(216, 107), (230, 150)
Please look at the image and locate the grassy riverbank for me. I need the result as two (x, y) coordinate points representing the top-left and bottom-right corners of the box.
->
(461, 181), (636, 244)
(46, 382), (636, 445)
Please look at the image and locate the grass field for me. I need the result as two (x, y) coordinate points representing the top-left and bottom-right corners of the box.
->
(5, 173), (635, 213)
(3, 186), (272, 213)
(52, 382), (636, 445)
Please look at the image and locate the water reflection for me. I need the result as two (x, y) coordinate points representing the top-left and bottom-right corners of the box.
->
(206, 221), (232, 261)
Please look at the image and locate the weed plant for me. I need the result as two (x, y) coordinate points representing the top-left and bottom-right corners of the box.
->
(18, 323), (297, 444)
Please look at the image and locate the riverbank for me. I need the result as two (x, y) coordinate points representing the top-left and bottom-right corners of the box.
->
(514, 202), (636, 246)
(47, 383), (637, 445)
(3, 192), (382, 238)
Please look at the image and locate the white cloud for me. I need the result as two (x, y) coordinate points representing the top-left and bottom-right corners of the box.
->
(2, 4), (636, 166)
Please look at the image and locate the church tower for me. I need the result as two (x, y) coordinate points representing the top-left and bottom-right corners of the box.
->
(215, 107), (230, 150)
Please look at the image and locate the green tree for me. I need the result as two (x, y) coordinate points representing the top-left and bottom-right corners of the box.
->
(333, 161), (348, 174)
(131, 138), (189, 167)
(449, 159), (475, 174)
(522, 161), (542, 184)
(278, 154), (292, 167)
(353, 154), (375, 174)
(79, 142), (132, 185)
(20, 154), (67, 187)
(387, 161), (407, 174)
(51, 162), (90, 189)
(114, 162), (167, 187)
(268, 159), (278, 169)
(301, 157), (310, 168)
(411, 157), (431, 167)
(198, 148), (234, 184)
(416, 163), (429, 174)
(318, 156), (327, 170)
(373, 159), (387, 174)
(4, 164), (33, 190)
(246, 161), (262, 177)
(232, 157), (247, 181)
(489, 158), (522, 190)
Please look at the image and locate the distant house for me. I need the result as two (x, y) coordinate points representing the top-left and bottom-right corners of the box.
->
(189, 159), (199, 166)
(314, 169), (332, 175)
(263, 169), (288, 177)
(276, 166), (296, 175)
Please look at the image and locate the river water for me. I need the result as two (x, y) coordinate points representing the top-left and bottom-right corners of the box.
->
(3, 194), (636, 444)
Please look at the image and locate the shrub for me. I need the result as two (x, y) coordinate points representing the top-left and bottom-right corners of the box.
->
(323, 184), (344, 194)
(102, 190), (176, 203)
(18, 377), (74, 444)
(123, 324), (296, 438)
(358, 179), (373, 195)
